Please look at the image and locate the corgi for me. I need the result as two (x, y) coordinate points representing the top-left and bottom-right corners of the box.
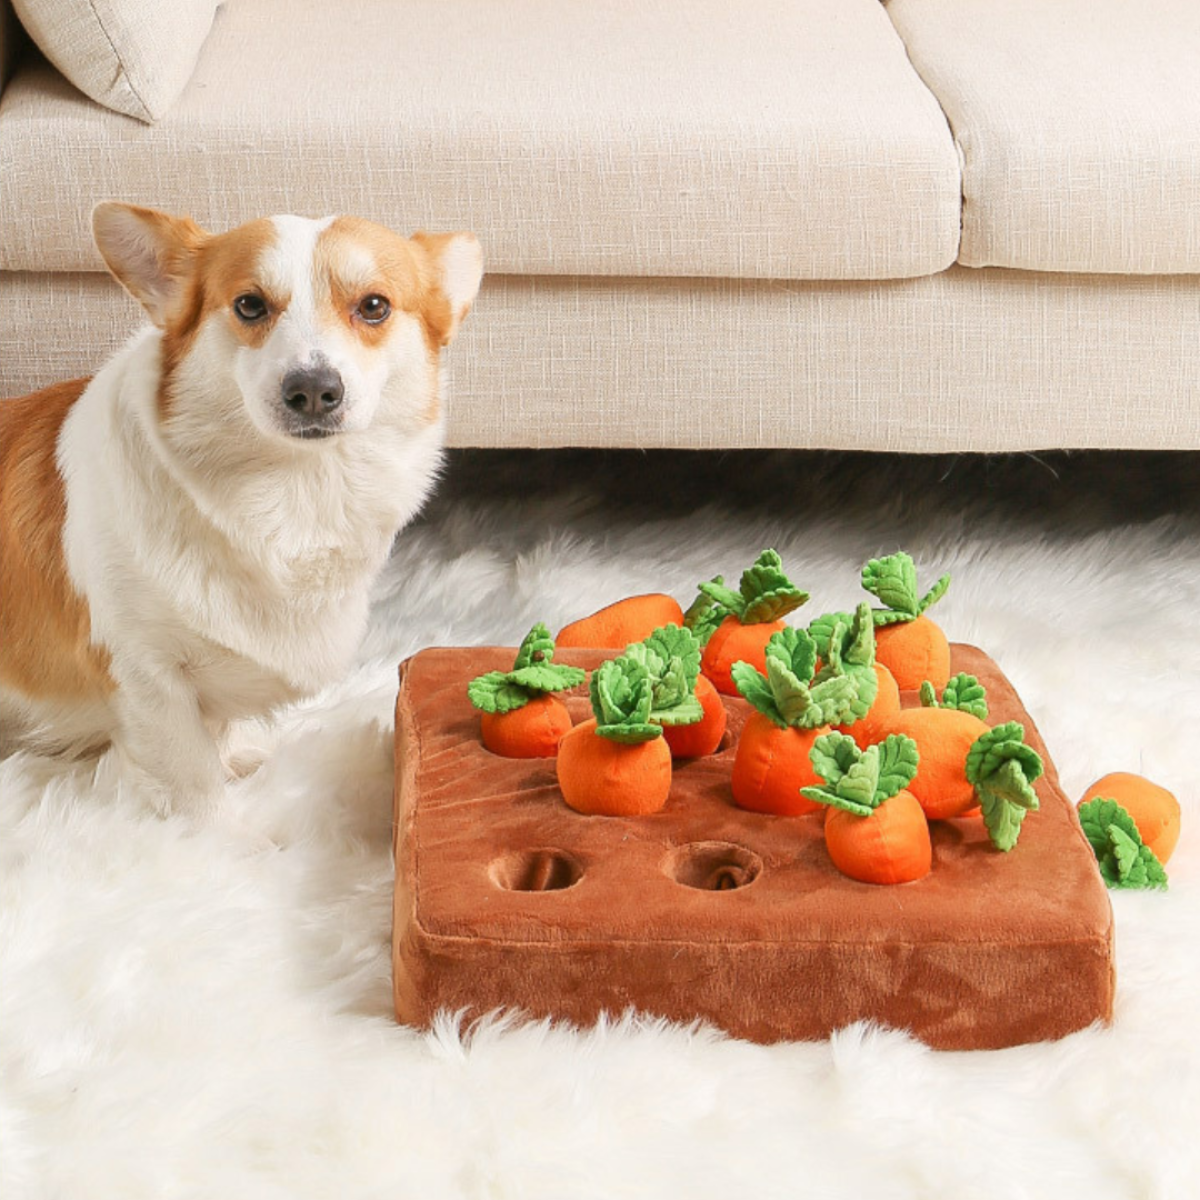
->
(0, 203), (482, 818)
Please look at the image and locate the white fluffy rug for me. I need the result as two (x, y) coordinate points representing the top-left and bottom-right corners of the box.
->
(3, 449), (1197, 1199)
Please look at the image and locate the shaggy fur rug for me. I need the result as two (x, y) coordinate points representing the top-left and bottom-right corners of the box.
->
(2, 449), (1197, 1200)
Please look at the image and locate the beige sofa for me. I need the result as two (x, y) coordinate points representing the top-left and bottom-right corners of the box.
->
(1, 0), (1198, 451)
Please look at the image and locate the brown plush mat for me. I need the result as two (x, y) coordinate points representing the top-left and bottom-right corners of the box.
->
(392, 645), (1114, 1049)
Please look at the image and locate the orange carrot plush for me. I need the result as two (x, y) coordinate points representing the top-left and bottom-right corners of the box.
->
(557, 630), (703, 815)
(729, 625), (866, 816)
(687, 549), (809, 695)
(1077, 796), (1169, 890)
(807, 602), (900, 745)
(557, 593), (685, 649)
(801, 732), (931, 885)
(876, 674), (1044, 851)
(861, 551), (952, 691)
(468, 624), (586, 758)
(1078, 773), (1181, 866)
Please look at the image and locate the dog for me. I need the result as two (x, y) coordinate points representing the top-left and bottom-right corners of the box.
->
(0, 203), (482, 818)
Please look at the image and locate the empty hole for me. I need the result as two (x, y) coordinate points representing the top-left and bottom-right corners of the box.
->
(663, 842), (762, 892)
(490, 848), (583, 892)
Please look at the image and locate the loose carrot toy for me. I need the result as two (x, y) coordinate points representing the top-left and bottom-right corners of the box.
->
(557, 654), (679, 816)
(468, 624), (586, 757)
(1078, 797), (1169, 890)
(729, 625), (865, 816)
(689, 549), (809, 695)
(801, 732), (931, 885)
(876, 674), (1044, 851)
(557, 593), (685, 649)
(861, 551), (952, 691)
(808, 602), (900, 745)
(1078, 773), (1181, 866)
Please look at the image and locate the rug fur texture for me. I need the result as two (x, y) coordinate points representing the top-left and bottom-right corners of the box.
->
(2, 449), (1197, 1200)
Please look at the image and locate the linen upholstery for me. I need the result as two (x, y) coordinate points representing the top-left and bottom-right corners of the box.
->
(11, 0), (222, 122)
(0, 0), (961, 280)
(887, 0), (1200, 274)
(4, 269), (1197, 452)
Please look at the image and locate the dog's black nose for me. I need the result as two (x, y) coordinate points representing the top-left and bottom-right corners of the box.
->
(281, 366), (344, 416)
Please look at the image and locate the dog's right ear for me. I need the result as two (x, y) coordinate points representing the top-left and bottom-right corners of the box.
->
(92, 202), (208, 328)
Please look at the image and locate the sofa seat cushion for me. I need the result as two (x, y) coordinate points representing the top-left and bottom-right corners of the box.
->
(888, 0), (1200, 274)
(0, 0), (960, 280)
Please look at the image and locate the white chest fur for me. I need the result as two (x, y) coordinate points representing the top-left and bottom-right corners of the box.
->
(59, 332), (442, 705)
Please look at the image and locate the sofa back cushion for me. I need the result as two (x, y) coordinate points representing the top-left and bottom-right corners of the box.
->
(12, 0), (221, 121)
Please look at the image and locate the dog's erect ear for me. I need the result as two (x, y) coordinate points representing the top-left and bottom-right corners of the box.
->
(92, 202), (208, 328)
(411, 231), (483, 346)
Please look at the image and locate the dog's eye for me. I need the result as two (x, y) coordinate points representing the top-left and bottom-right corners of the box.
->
(356, 295), (391, 324)
(233, 294), (268, 323)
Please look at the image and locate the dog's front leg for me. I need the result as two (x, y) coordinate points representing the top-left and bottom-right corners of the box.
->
(111, 662), (225, 819)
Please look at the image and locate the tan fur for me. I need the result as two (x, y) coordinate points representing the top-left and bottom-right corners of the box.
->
(158, 219), (281, 419)
(0, 379), (115, 700)
(315, 217), (431, 343)
(316, 218), (451, 422)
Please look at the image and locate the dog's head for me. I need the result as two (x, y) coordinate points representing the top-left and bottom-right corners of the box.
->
(92, 203), (482, 444)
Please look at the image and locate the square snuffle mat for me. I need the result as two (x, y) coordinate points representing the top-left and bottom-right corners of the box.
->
(392, 645), (1113, 1050)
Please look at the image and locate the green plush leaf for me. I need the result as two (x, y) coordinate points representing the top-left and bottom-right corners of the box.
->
(595, 720), (663, 744)
(467, 671), (535, 715)
(641, 624), (701, 689)
(507, 663), (586, 693)
(804, 732), (916, 816)
(838, 665), (879, 724)
(966, 723), (1043, 851)
(873, 734), (919, 803)
(740, 548), (809, 624)
(806, 673), (862, 728)
(839, 753), (882, 810)
(974, 761), (1040, 851)
(918, 681), (940, 708)
(1078, 798), (1168, 890)
(766, 653), (816, 726)
(939, 673), (988, 719)
(734, 626), (857, 730)
(807, 611), (854, 661)
(808, 731), (863, 787)
(512, 623), (556, 671)
(765, 626), (818, 686)
(731, 661), (786, 728)
(1108, 824), (1140, 878)
(862, 552), (920, 619)
(810, 603), (877, 674)
(843, 602), (877, 669)
(917, 573), (951, 616)
(764, 627), (823, 726)
(683, 578), (730, 645)
(625, 624), (702, 726)
(653, 695), (705, 726)
(1078, 797), (1141, 859)
(468, 624), (584, 713)
(590, 656), (654, 729)
(799, 785), (875, 817)
(697, 578), (746, 619)
(978, 771), (1031, 852)
(965, 722), (1044, 792)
